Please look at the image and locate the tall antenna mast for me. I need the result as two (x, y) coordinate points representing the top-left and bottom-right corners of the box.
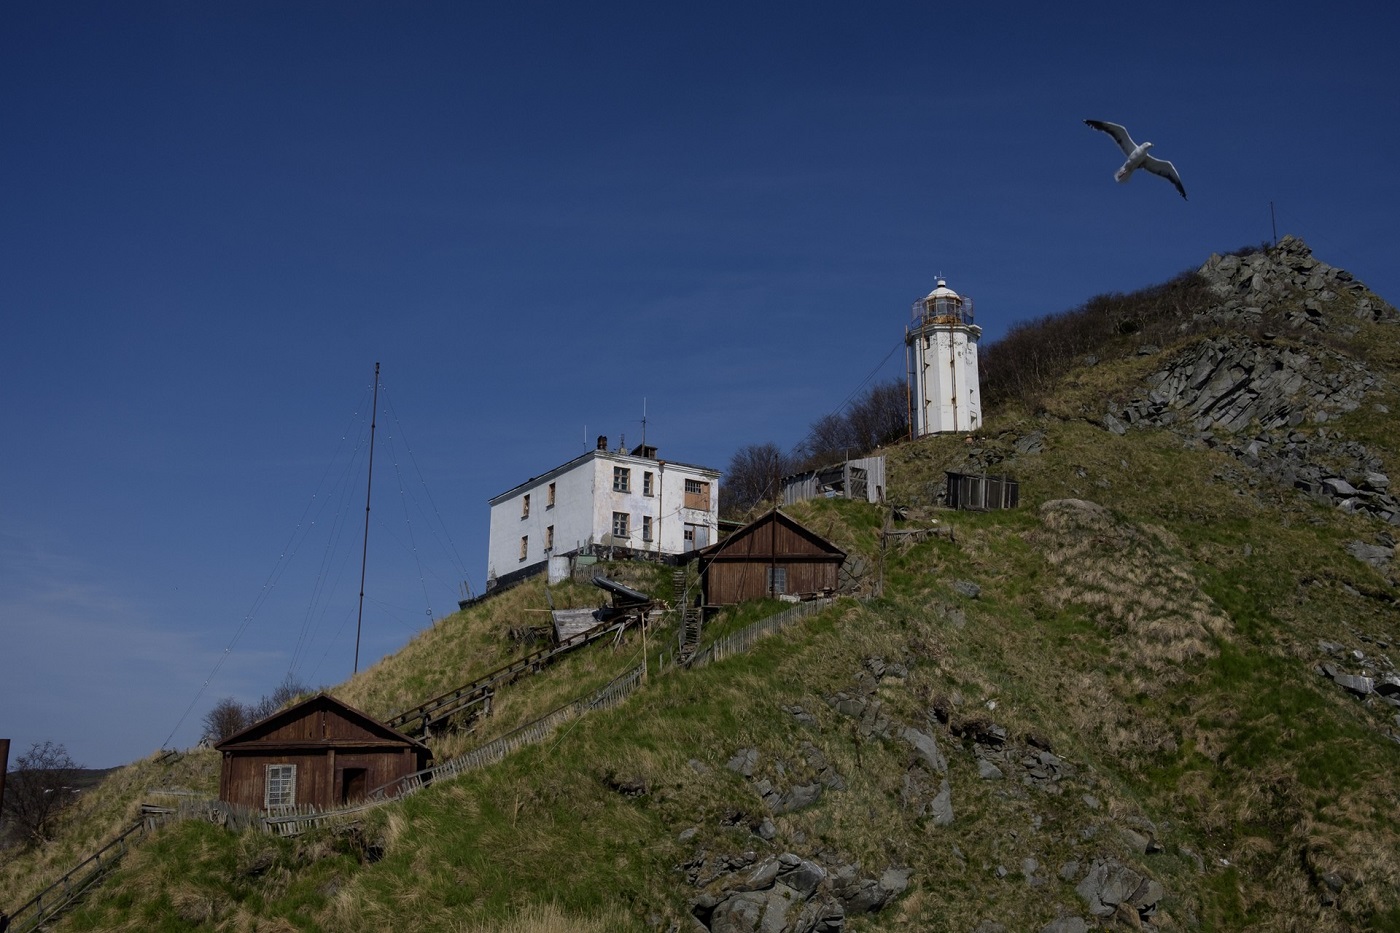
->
(353, 361), (380, 674)
(641, 397), (647, 448)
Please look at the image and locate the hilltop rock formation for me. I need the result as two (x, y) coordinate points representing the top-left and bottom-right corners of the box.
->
(1194, 234), (1397, 331)
(1107, 237), (1400, 529)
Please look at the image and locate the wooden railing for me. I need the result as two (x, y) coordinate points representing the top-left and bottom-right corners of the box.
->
(385, 620), (625, 736)
(2, 816), (156, 933)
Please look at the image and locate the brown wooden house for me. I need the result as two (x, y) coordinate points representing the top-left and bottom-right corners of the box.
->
(697, 509), (846, 606)
(215, 693), (431, 811)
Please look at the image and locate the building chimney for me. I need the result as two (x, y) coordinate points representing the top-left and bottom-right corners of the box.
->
(597, 435), (608, 451)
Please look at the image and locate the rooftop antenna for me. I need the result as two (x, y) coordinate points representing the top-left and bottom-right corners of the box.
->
(641, 397), (647, 448)
(1270, 201), (1278, 247)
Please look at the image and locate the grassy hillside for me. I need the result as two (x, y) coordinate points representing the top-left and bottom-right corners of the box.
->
(7, 239), (1399, 932)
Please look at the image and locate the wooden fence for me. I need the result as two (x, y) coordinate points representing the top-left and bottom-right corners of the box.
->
(2, 597), (840, 927)
(688, 598), (834, 669)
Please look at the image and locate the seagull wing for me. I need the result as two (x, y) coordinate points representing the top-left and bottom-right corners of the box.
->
(1084, 119), (1137, 157)
(1142, 154), (1187, 200)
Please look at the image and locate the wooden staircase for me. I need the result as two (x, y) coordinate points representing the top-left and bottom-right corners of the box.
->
(674, 570), (703, 664)
(386, 621), (621, 738)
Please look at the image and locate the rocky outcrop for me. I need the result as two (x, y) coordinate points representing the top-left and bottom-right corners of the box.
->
(685, 851), (907, 933)
(1105, 239), (1399, 528)
(1075, 857), (1166, 925)
(1195, 234), (1397, 331)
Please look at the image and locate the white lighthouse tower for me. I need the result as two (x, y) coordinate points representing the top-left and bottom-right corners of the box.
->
(906, 277), (982, 436)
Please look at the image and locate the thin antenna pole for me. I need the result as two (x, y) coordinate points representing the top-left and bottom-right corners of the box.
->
(1270, 201), (1278, 247)
(353, 362), (380, 674)
(641, 397), (647, 448)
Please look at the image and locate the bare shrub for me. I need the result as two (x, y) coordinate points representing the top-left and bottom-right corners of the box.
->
(2, 740), (82, 844)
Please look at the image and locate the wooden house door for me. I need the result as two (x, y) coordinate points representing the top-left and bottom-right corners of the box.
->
(340, 767), (368, 804)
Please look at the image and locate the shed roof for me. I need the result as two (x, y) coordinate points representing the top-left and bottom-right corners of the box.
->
(214, 692), (429, 753)
(696, 509), (846, 562)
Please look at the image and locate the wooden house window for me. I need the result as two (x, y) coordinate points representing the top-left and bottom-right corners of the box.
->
(613, 467), (631, 492)
(767, 567), (787, 595)
(265, 764), (297, 809)
(547, 482), (556, 508)
(522, 494), (530, 519)
(684, 479), (710, 510)
(642, 515), (653, 541)
(643, 472), (654, 496)
(612, 511), (630, 538)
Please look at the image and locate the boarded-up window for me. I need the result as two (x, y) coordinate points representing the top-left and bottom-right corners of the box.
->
(265, 764), (296, 809)
(684, 479), (710, 510)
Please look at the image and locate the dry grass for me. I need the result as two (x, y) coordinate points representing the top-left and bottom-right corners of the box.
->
(1031, 497), (1233, 682)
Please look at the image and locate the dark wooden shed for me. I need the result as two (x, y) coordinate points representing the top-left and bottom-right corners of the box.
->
(697, 510), (846, 606)
(215, 693), (431, 811)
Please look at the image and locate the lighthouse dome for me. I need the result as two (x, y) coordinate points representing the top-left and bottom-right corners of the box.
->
(925, 278), (960, 302)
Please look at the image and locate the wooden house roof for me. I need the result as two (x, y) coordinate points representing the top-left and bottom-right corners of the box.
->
(696, 509), (846, 563)
(214, 692), (429, 754)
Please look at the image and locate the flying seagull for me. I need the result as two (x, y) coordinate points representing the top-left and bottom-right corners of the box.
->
(1084, 119), (1187, 200)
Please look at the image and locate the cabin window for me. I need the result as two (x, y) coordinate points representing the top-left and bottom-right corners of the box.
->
(545, 525), (554, 550)
(521, 494), (530, 519)
(519, 535), (528, 561)
(643, 472), (654, 496)
(613, 467), (631, 492)
(612, 511), (630, 538)
(265, 764), (297, 809)
(642, 515), (653, 541)
(684, 479), (710, 510)
(547, 482), (556, 508)
(767, 567), (788, 595)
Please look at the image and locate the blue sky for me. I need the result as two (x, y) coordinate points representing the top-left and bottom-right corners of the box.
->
(4, 1), (1397, 767)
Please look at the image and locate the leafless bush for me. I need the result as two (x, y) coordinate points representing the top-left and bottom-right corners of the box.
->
(2, 740), (81, 844)
(720, 442), (793, 518)
(202, 674), (313, 744)
(980, 267), (1222, 412)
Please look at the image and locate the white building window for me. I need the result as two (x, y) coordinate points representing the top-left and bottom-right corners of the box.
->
(613, 467), (631, 492)
(547, 482), (556, 508)
(642, 515), (653, 541)
(684, 479), (711, 510)
(545, 525), (554, 550)
(522, 494), (530, 519)
(265, 763), (297, 809)
(643, 472), (654, 496)
(519, 535), (528, 561)
(612, 511), (630, 538)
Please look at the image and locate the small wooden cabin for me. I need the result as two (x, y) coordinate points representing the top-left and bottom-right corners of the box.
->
(697, 510), (846, 606)
(216, 693), (431, 811)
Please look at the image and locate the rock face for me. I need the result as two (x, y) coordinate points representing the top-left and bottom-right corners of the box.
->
(1195, 234), (1397, 331)
(1106, 238), (1400, 528)
(1075, 857), (1165, 924)
(687, 851), (905, 933)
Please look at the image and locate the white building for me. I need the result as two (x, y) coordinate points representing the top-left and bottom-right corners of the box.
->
(486, 437), (721, 588)
(906, 278), (982, 436)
